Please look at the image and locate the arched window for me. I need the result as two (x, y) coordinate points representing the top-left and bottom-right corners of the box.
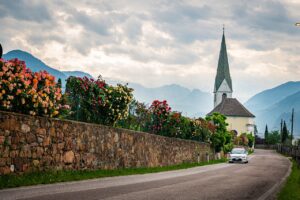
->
(222, 93), (227, 99)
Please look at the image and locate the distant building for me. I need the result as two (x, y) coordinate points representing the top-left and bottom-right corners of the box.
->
(207, 29), (255, 135)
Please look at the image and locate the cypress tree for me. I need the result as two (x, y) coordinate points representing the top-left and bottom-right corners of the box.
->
(57, 78), (62, 89)
(282, 121), (289, 144)
(264, 125), (269, 144)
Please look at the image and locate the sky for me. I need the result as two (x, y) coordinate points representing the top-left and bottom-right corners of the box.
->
(0, 0), (300, 102)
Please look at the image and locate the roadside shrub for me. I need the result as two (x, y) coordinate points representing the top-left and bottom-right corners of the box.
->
(116, 100), (151, 131)
(0, 58), (67, 117)
(206, 112), (233, 153)
(65, 76), (133, 125)
(117, 99), (216, 143)
(148, 100), (171, 134)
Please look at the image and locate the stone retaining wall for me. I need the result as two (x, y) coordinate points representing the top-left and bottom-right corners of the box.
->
(0, 111), (212, 175)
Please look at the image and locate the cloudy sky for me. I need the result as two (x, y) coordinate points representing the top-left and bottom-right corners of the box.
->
(1, 0), (300, 102)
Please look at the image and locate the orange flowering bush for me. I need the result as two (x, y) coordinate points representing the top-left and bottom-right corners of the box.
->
(0, 58), (67, 117)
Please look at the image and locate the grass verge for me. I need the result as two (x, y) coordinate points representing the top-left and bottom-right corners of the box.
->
(278, 159), (300, 200)
(0, 158), (227, 189)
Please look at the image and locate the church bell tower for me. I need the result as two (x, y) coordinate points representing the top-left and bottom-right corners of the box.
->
(214, 28), (233, 107)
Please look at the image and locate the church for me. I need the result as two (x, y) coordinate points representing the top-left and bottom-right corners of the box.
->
(207, 30), (255, 136)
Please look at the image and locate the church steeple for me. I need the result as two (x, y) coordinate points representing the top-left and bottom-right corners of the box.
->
(214, 29), (233, 107)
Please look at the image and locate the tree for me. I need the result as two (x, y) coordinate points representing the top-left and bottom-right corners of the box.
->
(57, 78), (62, 89)
(206, 112), (233, 153)
(267, 131), (281, 145)
(264, 125), (269, 144)
(282, 121), (289, 144)
(246, 133), (255, 148)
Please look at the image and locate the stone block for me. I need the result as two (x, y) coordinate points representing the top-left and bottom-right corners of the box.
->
(32, 160), (39, 167)
(21, 124), (30, 133)
(26, 133), (36, 143)
(64, 151), (74, 164)
(49, 127), (56, 136)
(0, 166), (11, 175)
(36, 147), (44, 157)
(43, 137), (50, 147)
(0, 158), (6, 166)
(0, 135), (5, 144)
(36, 128), (46, 136)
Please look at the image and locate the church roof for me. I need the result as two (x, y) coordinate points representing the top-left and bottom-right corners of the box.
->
(207, 98), (255, 117)
(214, 31), (232, 92)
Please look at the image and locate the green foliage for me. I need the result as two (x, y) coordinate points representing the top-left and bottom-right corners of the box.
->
(117, 100), (216, 143)
(57, 78), (62, 89)
(116, 100), (151, 131)
(246, 133), (255, 147)
(278, 160), (300, 200)
(265, 130), (281, 145)
(0, 59), (67, 117)
(65, 76), (133, 126)
(205, 112), (233, 153)
(264, 125), (269, 144)
(282, 121), (289, 144)
(149, 100), (171, 135)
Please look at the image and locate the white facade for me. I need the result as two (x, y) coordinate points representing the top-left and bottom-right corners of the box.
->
(214, 79), (232, 107)
(226, 116), (255, 136)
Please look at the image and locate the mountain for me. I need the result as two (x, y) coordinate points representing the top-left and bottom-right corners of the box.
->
(62, 71), (94, 79)
(130, 84), (212, 117)
(107, 81), (213, 117)
(245, 82), (300, 137)
(2, 49), (213, 117)
(3, 50), (95, 89)
(245, 81), (300, 111)
(3, 50), (67, 82)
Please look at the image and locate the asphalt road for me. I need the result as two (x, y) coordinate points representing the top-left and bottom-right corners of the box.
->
(0, 149), (291, 200)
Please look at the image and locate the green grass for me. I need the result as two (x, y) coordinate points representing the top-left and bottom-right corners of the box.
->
(248, 149), (254, 155)
(0, 158), (227, 189)
(278, 159), (300, 200)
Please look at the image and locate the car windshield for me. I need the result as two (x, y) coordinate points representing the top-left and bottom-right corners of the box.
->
(231, 149), (246, 154)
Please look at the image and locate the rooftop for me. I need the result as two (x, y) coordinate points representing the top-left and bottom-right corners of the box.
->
(207, 98), (255, 117)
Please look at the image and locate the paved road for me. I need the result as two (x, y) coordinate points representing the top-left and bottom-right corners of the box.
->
(0, 149), (291, 200)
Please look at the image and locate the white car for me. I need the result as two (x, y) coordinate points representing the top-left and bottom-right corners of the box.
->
(229, 148), (248, 163)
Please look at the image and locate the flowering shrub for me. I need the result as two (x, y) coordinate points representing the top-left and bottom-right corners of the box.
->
(206, 112), (233, 153)
(149, 100), (171, 134)
(116, 100), (151, 131)
(0, 58), (66, 117)
(65, 76), (133, 125)
(119, 99), (216, 143)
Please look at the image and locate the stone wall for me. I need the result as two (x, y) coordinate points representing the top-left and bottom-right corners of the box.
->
(0, 111), (212, 175)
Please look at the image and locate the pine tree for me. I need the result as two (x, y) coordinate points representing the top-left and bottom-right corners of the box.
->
(264, 125), (269, 144)
(282, 121), (289, 144)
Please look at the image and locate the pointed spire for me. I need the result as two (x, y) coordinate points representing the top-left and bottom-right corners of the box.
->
(214, 27), (232, 92)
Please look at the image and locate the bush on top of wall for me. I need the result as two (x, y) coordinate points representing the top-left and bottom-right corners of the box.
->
(65, 76), (133, 126)
(0, 58), (68, 117)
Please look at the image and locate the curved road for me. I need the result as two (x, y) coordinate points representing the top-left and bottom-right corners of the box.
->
(0, 150), (291, 200)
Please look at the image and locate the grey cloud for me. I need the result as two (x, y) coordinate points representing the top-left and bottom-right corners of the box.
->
(1, 0), (300, 101)
(231, 1), (297, 34)
(0, 0), (51, 22)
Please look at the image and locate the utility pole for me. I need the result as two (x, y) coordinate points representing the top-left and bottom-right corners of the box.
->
(0, 43), (2, 59)
(291, 108), (294, 145)
(280, 119), (283, 143)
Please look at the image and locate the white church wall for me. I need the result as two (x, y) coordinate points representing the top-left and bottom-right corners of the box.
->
(214, 79), (232, 107)
(226, 116), (255, 135)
